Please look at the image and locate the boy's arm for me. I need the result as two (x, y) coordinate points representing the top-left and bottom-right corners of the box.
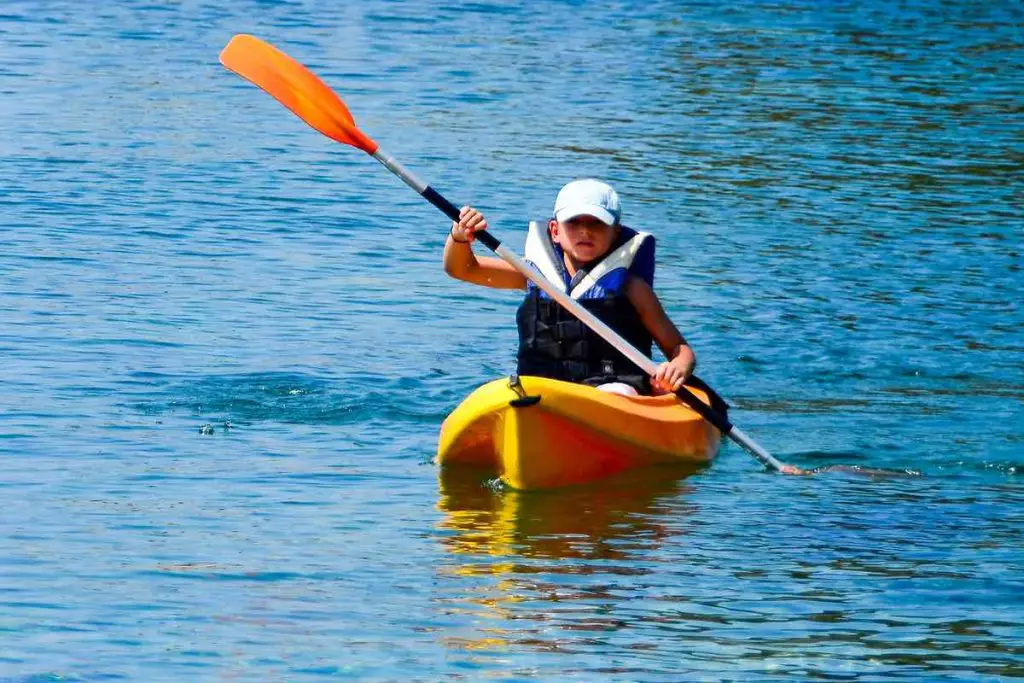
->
(443, 206), (527, 290)
(626, 276), (696, 391)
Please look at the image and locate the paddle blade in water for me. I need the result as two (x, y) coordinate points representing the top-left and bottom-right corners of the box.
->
(813, 465), (921, 478)
(219, 34), (378, 154)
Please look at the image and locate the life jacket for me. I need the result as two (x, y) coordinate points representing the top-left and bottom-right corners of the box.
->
(516, 220), (656, 393)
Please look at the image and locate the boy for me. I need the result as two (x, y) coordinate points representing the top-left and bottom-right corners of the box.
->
(443, 179), (694, 396)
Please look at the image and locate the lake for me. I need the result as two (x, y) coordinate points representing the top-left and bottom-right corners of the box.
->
(0, 0), (1021, 679)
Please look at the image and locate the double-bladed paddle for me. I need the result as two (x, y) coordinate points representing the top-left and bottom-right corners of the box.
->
(218, 34), (807, 475)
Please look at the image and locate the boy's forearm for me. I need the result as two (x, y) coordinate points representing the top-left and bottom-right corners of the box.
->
(443, 235), (478, 280)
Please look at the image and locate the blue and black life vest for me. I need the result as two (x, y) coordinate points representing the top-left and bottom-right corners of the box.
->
(516, 220), (656, 393)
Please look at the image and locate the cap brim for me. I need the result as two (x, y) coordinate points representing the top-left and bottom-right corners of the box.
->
(555, 204), (617, 226)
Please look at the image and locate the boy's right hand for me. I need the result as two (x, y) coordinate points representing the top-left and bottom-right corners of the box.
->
(451, 206), (488, 243)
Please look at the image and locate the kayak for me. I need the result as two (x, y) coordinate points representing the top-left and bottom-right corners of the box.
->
(437, 376), (721, 490)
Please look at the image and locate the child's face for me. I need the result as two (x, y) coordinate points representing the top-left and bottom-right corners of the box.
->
(549, 215), (619, 265)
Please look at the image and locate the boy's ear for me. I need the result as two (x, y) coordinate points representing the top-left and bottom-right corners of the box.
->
(547, 218), (559, 238)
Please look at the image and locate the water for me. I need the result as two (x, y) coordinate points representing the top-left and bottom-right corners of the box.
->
(1, 0), (1021, 679)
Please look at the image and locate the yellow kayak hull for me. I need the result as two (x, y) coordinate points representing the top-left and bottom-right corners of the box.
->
(436, 376), (721, 490)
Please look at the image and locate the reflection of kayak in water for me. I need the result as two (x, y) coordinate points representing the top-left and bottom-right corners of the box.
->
(435, 469), (700, 654)
(436, 467), (696, 561)
(437, 376), (721, 490)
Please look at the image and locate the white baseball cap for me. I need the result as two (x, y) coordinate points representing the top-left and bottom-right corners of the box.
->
(554, 179), (621, 226)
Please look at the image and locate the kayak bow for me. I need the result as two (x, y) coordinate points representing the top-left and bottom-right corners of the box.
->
(438, 376), (720, 489)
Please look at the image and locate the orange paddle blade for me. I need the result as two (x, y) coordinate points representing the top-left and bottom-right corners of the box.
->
(219, 34), (378, 154)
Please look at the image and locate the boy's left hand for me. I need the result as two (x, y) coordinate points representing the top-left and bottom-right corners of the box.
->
(652, 360), (689, 394)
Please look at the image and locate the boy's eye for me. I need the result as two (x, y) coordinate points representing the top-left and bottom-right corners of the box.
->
(568, 218), (606, 230)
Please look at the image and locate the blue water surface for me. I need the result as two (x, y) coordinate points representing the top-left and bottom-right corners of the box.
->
(1, 0), (1021, 680)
